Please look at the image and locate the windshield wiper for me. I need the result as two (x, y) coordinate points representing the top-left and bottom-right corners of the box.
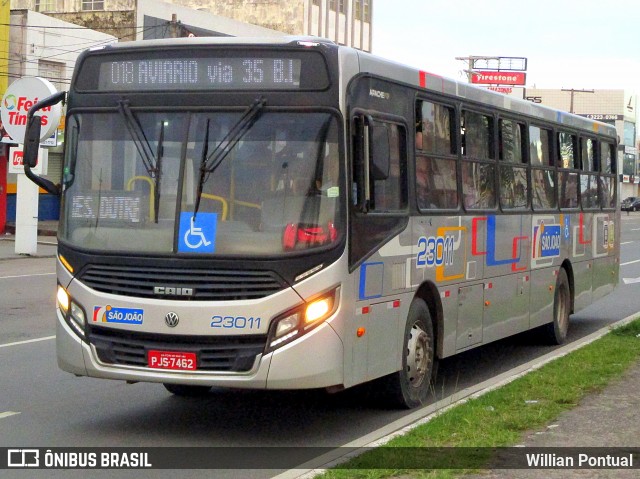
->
(193, 119), (210, 221)
(118, 100), (156, 176)
(192, 96), (266, 219)
(118, 101), (165, 223)
(153, 121), (165, 224)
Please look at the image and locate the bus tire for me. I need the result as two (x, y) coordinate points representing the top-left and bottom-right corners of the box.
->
(383, 298), (435, 409)
(542, 268), (570, 345)
(163, 383), (212, 397)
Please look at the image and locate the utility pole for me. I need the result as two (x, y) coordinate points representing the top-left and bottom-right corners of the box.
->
(170, 13), (179, 38)
(561, 88), (594, 113)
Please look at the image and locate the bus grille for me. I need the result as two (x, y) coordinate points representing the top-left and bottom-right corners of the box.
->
(79, 264), (286, 300)
(88, 327), (267, 372)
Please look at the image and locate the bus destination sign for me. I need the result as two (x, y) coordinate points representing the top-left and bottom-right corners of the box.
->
(98, 57), (302, 91)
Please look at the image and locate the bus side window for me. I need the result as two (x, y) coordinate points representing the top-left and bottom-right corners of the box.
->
(461, 110), (496, 210)
(558, 131), (579, 209)
(530, 126), (556, 211)
(580, 137), (599, 209)
(370, 121), (406, 212)
(415, 100), (457, 210)
(499, 119), (527, 210)
(600, 141), (616, 209)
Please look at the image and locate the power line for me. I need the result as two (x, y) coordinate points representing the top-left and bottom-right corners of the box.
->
(0, 23), (166, 79)
(0, 22), (152, 30)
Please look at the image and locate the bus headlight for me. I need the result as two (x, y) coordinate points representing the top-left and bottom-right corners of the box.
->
(57, 285), (87, 339)
(57, 285), (70, 313)
(266, 286), (340, 353)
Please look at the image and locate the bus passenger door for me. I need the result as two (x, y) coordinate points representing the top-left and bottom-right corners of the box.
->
(349, 112), (409, 383)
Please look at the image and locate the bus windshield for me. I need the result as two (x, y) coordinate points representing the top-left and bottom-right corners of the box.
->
(60, 109), (342, 255)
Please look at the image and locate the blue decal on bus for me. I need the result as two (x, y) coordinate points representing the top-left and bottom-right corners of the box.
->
(178, 212), (217, 253)
(533, 223), (561, 258)
(93, 306), (144, 324)
(359, 262), (384, 300)
(486, 216), (521, 266)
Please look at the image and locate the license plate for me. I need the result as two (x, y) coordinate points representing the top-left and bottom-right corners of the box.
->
(148, 350), (197, 371)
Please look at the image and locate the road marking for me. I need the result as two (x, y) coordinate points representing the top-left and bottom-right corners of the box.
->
(0, 272), (56, 280)
(0, 412), (20, 420)
(0, 336), (55, 349)
(621, 259), (640, 267)
(621, 241), (634, 245)
(632, 228), (640, 231)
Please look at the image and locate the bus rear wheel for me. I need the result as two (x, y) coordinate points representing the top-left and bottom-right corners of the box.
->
(542, 268), (570, 345)
(382, 298), (435, 409)
(163, 383), (212, 397)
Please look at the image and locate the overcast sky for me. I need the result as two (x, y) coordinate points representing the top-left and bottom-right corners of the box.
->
(372, 0), (639, 90)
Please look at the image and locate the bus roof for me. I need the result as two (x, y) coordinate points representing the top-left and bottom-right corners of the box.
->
(88, 36), (616, 139)
(352, 48), (617, 138)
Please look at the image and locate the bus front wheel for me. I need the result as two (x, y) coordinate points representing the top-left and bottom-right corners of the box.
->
(382, 298), (435, 409)
(163, 383), (212, 397)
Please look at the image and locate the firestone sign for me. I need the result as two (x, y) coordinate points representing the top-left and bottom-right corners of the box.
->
(1, 76), (62, 143)
(471, 71), (526, 86)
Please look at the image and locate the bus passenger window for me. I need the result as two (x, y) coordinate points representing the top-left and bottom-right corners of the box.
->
(499, 119), (524, 163)
(581, 138), (596, 172)
(416, 101), (453, 155)
(461, 110), (495, 210)
(599, 142), (616, 209)
(462, 161), (496, 209)
(416, 156), (458, 209)
(500, 165), (528, 210)
(532, 168), (557, 210)
(370, 122), (406, 212)
(462, 111), (493, 160)
(580, 173), (599, 209)
(559, 171), (579, 209)
(601, 142), (615, 174)
(558, 132), (577, 169)
(599, 176), (616, 209)
(530, 126), (552, 166)
(499, 119), (527, 210)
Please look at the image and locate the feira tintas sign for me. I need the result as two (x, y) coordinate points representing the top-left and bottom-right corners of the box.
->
(1, 76), (62, 143)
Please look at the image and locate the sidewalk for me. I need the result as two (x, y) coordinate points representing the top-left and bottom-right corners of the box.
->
(466, 360), (640, 478)
(0, 221), (58, 259)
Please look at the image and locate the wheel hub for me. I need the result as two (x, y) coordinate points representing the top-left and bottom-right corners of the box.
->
(406, 323), (430, 388)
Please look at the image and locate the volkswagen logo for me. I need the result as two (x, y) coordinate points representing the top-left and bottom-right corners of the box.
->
(164, 312), (179, 328)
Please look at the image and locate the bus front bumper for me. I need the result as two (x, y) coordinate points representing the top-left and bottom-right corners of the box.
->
(56, 308), (344, 390)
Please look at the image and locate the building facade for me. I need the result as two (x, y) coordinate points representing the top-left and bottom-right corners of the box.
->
(3, 9), (117, 222)
(12, 0), (372, 50)
(524, 88), (638, 199)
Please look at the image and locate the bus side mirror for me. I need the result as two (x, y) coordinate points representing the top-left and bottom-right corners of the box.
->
(23, 116), (42, 168)
(22, 90), (66, 196)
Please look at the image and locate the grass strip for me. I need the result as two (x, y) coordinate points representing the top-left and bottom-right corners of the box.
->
(317, 319), (640, 479)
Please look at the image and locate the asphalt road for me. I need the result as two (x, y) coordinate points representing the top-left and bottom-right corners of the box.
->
(1, 213), (640, 478)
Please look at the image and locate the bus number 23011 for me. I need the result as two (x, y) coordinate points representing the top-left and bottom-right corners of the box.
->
(416, 235), (455, 268)
(210, 316), (262, 329)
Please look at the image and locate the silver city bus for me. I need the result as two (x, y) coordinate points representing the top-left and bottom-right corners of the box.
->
(22, 37), (619, 408)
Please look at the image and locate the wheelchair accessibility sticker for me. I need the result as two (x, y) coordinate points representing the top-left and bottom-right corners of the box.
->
(178, 212), (217, 253)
